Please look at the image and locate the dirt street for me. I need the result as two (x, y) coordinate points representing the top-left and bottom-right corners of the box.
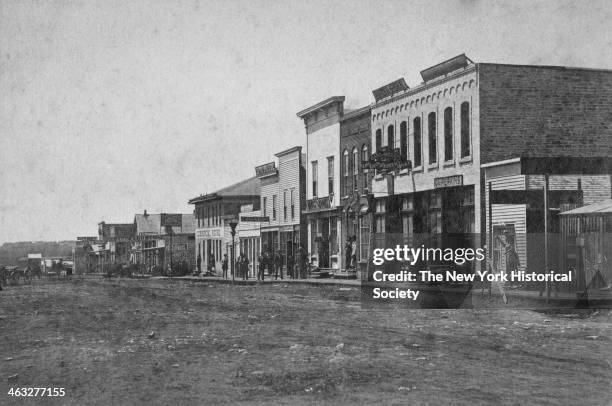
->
(1, 278), (611, 405)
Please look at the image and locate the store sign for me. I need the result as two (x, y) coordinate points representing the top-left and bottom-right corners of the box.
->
(362, 146), (411, 175)
(196, 228), (223, 239)
(255, 162), (278, 178)
(241, 216), (270, 222)
(434, 175), (463, 189)
(306, 195), (334, 211)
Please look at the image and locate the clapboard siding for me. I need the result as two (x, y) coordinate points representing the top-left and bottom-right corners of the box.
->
(527, 175), (611, 205)
(485, 175), (527, 270)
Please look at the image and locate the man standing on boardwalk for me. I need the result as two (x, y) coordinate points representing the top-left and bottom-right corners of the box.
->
(221, 253), (228, 279)
(274, 251), (283, 280)
(242, 254), (249, 280)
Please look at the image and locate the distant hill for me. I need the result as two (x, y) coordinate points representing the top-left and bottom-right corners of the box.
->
(0, 241), (76, 265)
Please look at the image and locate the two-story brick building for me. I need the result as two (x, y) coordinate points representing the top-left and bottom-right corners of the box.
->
(339, 105), (372, 277)
(369, 54), (612, 281)
(370, 56), (481, 260)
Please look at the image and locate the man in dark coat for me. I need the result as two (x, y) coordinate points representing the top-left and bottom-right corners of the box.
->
(221, 254), (228, 279)
(242, 254), (249, 280)
(274, 251), (283, 280)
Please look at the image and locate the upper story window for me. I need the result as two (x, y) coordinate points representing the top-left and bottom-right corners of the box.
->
(362, 144), (369, 193)
(283, 189), (287, 221)
(375, 129), (382, 151)
(413, 117), (422, 168)
(428, 112), (437, 165)
(444, 107), (453, 162)
(272, 194), (277, 220)
(327, 156), (334, 196)
(290, 188), (295, 220)
(400, 121), (408, 162)
(460, 102), (471, 158)
(311, 161), (318, 197)
(387, 125), (394, 148)
(352, 147), (358, 193)
(343, 150), (349, 196)
(262, 197), (267, 217)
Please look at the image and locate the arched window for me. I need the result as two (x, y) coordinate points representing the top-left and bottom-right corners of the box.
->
(352, 147), (358, 193)
(400, 121), (408, 162)
(460, 102), (470, 158)
(428, 112), (437, 164)
(444, 107), (453, 162)
(375, 129), (382, 151)
(387, 125), (394, 148)
(343, 149), (349, 196)
(361, 144), (369, 193)
(413, 117), (422, 168)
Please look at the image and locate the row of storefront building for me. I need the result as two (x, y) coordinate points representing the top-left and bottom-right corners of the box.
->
(78, 55), (612, 290)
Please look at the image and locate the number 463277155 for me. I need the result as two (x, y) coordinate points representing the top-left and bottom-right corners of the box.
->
(8, 387), (66, 396)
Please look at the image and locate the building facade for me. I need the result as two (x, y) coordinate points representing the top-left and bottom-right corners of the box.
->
(236, 204), (262, 278)
(97, 221), (134, 264)
(131, 212), (196, 273)
(370, 56), (480, 262)
(188, 177), (260, 273)
(369, 54), (612, 279)
(256, 146), (306, 275)
(339, 105), (372, 277)
(297, 97), (344, 272)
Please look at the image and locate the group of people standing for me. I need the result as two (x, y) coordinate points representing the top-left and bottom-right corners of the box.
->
(197, 247), (310, 281)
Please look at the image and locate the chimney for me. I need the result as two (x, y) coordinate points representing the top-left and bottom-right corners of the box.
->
(144, 209), (148, 216)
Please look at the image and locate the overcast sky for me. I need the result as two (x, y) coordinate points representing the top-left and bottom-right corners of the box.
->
(1, 0), (611, 243)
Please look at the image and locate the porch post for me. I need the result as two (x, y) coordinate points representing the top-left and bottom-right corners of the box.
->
(544, 174), (550, 303)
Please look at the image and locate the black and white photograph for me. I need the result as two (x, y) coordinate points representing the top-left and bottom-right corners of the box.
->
(1, 0), (611, 404)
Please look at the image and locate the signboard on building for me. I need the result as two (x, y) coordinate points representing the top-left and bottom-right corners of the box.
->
(362, 146), (411, 175)
(241, 216), (270, 222)
(196, 228), (223, 239)
(255, 162), (278, 178)
(161, 213), (182, 227)
(305, 196), (334, 212)
(434, 175), (464, 189)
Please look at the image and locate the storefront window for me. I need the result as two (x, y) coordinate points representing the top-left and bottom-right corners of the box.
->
(310, 220), (319, 262)
(376, 216), (385, 233)
(330, 219), (338, 255)
(401, 196), (413, 245)
(429, 193), (442, 234)
(360, 215), (370, 260)
(461, 189), (475, 234)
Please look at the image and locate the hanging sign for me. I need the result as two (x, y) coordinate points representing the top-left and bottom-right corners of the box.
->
(362, 146), (411, 175)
